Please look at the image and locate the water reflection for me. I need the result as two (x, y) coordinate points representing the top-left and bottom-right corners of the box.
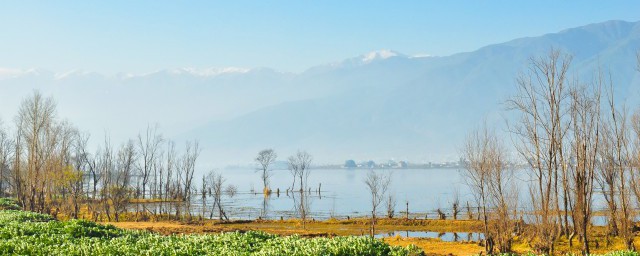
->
(374, 231), (484, 242)
(128, 168), (619, 223)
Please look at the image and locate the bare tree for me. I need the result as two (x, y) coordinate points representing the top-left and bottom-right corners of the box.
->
(137, 124), (163, 199)
(463, 124), (517, 253)
(597, 129), (620, 238)
(255, 149), (277, 193)
(15, 91), (58, 213)
(179, 140), (200, 219)
(568, 77), (601, 255)
(507, 49), (572, 254)
(53, 121), (80, 219)
(600, 83), (635, 251)
(111, 140), (136, 222)
(97, 136), (114, 221)
(363, 170), (391, 237)
(207, 170), (229, 221)
(288, 150), (313, 228)
(0, 120), (14, 197)
(462, 125), (495, 254)
(164, 140), (176, 215)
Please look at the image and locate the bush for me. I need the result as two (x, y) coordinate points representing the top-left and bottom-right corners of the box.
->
(0, 198), (20, 210)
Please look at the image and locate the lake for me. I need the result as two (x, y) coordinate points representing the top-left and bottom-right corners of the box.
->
(182, 167), (613, 225)
(189, 168), (477, 220)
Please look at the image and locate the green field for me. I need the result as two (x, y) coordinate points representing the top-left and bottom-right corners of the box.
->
(0, 208), (421, 255)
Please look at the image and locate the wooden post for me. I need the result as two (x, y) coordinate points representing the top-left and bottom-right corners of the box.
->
(405, 201), (409, 219)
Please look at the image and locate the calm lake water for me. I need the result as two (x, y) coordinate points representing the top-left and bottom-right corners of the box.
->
(374, 231), (484, 242)
(181, 167), (612, 226)
(191, 168), (475, 220)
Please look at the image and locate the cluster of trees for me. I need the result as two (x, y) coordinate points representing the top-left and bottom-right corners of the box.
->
(0, 91), (204, 222)
(0, 96), (320, 224)
(463, 49), (640, 255)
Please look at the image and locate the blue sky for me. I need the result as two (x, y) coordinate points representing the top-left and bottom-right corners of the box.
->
(1, 1), (639, 74)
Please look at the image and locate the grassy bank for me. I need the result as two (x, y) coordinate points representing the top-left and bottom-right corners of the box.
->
(3, 198), (640, 255)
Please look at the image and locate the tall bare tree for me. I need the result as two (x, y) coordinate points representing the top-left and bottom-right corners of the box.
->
(255, 149), (277, 192)
(97, 136), (114, 221)
(137, 124), (163, 199)
(507, 49), (572, 254)
(15, 91), (58, 213)
(363, 170), (391, 238)
(111, 140), (136, 222)
(0, 120), (14, 197)
(288, 150), (312, 228)
(462, 125), (494, 253)
(568, 78), (601, 255)
(179, 140), (200, 219)
(600, 83), (635, 251)
(463, 125), (517, 253)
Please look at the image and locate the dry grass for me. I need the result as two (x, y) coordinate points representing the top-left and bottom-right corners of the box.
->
(105, 217), (640, 255)
(385, 237), (483, 256)
(106, 217), (485, 255)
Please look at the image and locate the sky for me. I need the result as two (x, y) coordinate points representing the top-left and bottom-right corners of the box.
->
(1, 1), (639, 74)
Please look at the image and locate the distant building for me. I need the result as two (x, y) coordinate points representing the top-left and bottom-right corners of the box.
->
(399, 161), (408, 168)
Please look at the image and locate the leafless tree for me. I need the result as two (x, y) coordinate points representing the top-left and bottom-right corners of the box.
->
(255, 149), (277, 193)
(363, 170), (391, 237)
(600, 83), (635, 251)
(568, 77), (601, 255)
(111, 140), (136, 222)
(462, 125), (496, 253)
(97, 136), (114, 221)
(164, 140), (176, 215)
(0, 120), (14, 197)
(207, 170), (229, 221)
(15, 91), (59, 213)
(507, 49), (572, 254)
(463, 124), (517, 253)
(137, 125), (163, 199)
(597, 131), (620, 238)
(225, 184), (237, 198)
(52, 121), (80, 219)
(179, 140), (200, 219)
(288, 150), (313, 228)
(67, 132), (89, 219)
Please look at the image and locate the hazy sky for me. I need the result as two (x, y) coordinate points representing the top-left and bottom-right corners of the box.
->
(1, 1), (639, 74)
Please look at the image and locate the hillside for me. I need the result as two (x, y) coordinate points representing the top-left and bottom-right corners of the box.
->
(1, 20), (639, 165)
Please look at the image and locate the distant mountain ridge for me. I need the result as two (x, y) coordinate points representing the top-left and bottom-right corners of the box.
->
(1, 20), (639, 166)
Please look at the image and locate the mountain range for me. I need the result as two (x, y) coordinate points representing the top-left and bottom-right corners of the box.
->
(1, 20), (639, 166)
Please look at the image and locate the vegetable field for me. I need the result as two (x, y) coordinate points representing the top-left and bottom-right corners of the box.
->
(0, 209), (421, 255)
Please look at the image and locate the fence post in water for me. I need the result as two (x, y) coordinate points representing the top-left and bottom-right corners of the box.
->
(405, 201), (409, 219)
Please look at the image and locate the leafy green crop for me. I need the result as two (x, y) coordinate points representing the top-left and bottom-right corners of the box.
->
(0, 198), (20, 210)
(0, 209), (422, 255)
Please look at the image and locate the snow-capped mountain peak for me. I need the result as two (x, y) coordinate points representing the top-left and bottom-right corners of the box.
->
(361, 49), (404, 63)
